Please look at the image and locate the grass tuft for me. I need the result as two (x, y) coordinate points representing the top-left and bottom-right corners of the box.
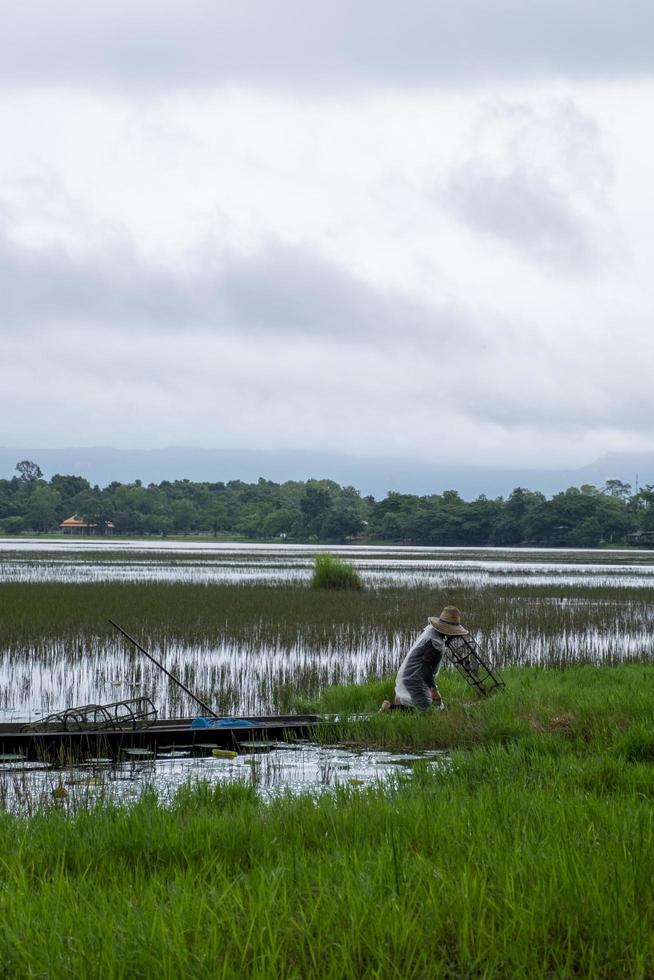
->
(615, 723), (654, 763)
(310, 553), (363, 591)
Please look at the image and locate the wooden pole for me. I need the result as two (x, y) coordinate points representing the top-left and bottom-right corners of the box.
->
(108, 619), (218, 718)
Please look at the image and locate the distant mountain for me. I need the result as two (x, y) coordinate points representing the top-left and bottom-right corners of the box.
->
(0, 446), (652, 501)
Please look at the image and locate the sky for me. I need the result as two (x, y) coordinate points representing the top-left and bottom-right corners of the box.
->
(1, 1), (654, 470)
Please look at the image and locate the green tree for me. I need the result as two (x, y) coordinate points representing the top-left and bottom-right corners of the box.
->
(571, 517), (603, 546)
(629, 485), (654, 536)
(25, 486), (61, 532)
(491, 488), (546, 545)
(171, 499), (197, 534)
(16, 460), (43, 482)
(300, 482), (334, 538)
(368, 492), (418, 541)
(50, 474), (91, 503)
(75, 490), (113, 535)
(0, 515), (25, 534)
(261, 507), (299, 539)
(603, 479), (632, 500)
(320, 503), (365, 542)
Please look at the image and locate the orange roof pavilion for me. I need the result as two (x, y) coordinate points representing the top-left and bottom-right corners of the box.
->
(59, 515), (115, 535)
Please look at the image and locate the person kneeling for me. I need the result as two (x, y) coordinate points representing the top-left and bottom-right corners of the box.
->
(380, 606), (468, 712)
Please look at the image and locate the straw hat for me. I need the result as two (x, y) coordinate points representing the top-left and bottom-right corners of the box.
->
(428, 606), (468, 636)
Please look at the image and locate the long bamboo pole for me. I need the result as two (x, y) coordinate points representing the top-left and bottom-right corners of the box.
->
(108, 619), (218, 718)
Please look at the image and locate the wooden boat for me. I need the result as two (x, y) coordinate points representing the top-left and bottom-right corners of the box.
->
(0, 699), (323, 763)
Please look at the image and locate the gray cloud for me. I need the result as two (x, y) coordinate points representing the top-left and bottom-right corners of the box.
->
(457, 365), (654, 436)
(439, 98), (614, 270)
(446, 163), (594, 270)
(1, 2), (653, 92)
(1, 226), (651, 464)
(0, 232), (474, 348)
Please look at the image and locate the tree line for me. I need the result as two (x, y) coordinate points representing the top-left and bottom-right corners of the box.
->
(1, 460), (653, 547)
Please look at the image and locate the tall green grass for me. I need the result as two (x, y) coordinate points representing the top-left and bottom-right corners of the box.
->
(293, 662), (654, 751)
(0, 663), (652, 974)
(0, 741), (653, 977)
(310, 552), (363, 590)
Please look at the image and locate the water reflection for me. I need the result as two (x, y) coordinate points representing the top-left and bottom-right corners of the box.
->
(0, 635), (405, 721)
(3, 550), (654, 589)
(2, 538), (654, 560)
(0, 743), (449, 815)
(1, 619), (652, 726)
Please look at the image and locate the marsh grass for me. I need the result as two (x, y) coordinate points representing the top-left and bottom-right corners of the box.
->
(0, 734), (653, 977)
(2, 580), (653, 656)
(295, 663), (654, 753)
(1, 580), (653, 717)
(310, 552), (363, 590)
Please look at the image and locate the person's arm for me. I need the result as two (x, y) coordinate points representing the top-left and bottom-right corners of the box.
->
(424, 637), (445, 700)
(421, 640), (442, 688)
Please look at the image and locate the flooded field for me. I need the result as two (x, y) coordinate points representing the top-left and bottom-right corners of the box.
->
(2, 538), (654, 588)
(0, 539), (652, 801)
(0, 632), (401, 722)
(3, 610), (653, 724)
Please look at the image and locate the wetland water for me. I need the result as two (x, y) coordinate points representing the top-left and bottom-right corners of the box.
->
(3, 538), (654, 588)
(0, 743), (449, 815)
(1, 539), (652, 804)
(2, 539), (654, 723)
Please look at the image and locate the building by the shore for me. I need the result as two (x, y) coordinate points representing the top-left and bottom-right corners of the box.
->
(59, 515), (115, 536)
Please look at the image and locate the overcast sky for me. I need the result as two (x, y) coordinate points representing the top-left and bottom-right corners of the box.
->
(1, 1), (654, 469)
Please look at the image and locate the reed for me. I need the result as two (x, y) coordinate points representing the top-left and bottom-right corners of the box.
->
(1, 580), (653, 718)
(310, 553), (363, 590)
(2, 580), (653, 653)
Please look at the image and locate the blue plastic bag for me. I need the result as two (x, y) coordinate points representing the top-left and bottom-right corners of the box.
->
(191, 717), (254, 729)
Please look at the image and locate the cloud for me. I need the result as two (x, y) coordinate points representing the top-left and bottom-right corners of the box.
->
(1, 2), (653, 93)
(1, 222), (653, 465)
(442, 98), (614, 270)
(446, 163), (594, 270)
(0, 31), (652, 469)
(0, 231), (477, 348)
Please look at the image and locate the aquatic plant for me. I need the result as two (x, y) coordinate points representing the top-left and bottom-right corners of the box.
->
(310, 552), (363, 590)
